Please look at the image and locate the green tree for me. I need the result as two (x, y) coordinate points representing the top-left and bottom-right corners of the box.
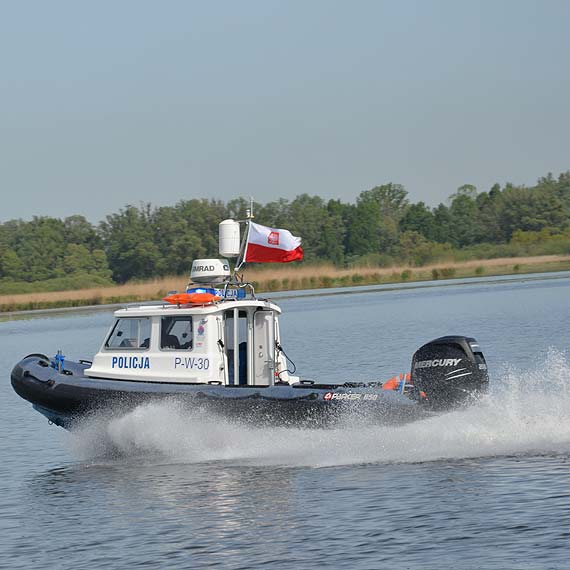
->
(475, 185), (506, 243)
(320, 199), (348, 265)
(100, 205), (161, 282)
(431, 204), (453, 243)
(448, 188), (480, 247)
(500, 185), (567, 238)
(175, 199), (228, 257)
(152, 206), (205, 276)
(538, 171), (570, 220)
(286, 195), (328, 262)
(358, 183), (409, 219)
(64, 215), (103, 250)
(15, 217), (67, 281)
(399, 202), (437, 240)
(256, 198), (290, 228)
(0, 249), (24, 280)
(347, 184), (408, 256)
(62, 243), (112, 279)
(398, 231), (433, 265)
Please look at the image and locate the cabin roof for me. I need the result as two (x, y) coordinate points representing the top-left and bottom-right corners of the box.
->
(114, 298), (281, 318)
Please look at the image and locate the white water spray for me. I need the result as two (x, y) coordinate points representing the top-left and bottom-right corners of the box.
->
(69, 350), (570, 467)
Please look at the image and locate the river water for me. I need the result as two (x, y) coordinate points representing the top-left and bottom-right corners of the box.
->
(2, 273), (570, 569)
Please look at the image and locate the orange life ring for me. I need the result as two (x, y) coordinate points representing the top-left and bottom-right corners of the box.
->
(163, 292), (220, 305)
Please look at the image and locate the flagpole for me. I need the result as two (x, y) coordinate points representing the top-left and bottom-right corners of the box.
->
(234, 199), (254, 273)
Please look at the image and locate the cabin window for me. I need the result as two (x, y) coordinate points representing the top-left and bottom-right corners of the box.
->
(105, 318), (151, 350)
(161, 316), (193, 350)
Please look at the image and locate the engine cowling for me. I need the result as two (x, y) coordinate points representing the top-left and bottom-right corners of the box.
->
(410, 336), (489, 410)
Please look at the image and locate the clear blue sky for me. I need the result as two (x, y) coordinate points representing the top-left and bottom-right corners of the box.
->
(1, 0), (569, 223)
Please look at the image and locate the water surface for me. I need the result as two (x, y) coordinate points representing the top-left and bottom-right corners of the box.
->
(2, 274), (570, 569)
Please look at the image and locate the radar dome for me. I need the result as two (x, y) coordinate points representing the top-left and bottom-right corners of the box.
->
(190, 259), (231, 284)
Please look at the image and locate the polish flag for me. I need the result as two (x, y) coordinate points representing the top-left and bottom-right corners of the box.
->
(244, 222), (304, 263)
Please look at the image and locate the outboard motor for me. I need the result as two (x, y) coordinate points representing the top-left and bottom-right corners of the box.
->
(410, 336), (489, 410)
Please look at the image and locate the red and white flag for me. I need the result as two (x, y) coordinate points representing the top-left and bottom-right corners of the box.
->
(243, 222), (304, 263)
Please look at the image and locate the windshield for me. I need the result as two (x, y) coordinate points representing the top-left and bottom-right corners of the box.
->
(105, 318), (151, 349)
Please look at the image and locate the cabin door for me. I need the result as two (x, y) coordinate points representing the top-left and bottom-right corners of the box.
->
(223, 309), (275, 386)
(224, 309), (248, 386)
(253, 310), (275, 386)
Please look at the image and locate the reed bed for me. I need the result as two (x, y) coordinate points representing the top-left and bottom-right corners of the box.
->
(1, 254), (570, 313)
(0, 277), (186, 313)
(242, 254), (570, 291)
(242, 254), (570, 283)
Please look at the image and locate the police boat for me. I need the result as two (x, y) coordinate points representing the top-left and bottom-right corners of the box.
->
(11, 219), (489, 429)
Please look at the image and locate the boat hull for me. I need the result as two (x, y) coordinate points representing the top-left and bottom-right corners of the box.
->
(11, 355), (430, 429)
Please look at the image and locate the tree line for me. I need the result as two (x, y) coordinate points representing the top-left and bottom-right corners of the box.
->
(1, 171), (569, 287)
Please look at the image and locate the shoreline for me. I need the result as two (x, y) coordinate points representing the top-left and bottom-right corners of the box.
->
(1, 257), (570, 319)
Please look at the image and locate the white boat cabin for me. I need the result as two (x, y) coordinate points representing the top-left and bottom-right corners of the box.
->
(86, 298), (295, 386)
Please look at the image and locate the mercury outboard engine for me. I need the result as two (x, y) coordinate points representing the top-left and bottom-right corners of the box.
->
(410, 336), (489, 410)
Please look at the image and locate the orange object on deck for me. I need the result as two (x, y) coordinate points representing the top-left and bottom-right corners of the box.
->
(382, 372), (412, 391)
(163, 292), (220, 305)
(382, 376), (400, 391)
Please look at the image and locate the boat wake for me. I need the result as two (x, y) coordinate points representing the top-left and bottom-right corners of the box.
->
(69, 349), (570, 467)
